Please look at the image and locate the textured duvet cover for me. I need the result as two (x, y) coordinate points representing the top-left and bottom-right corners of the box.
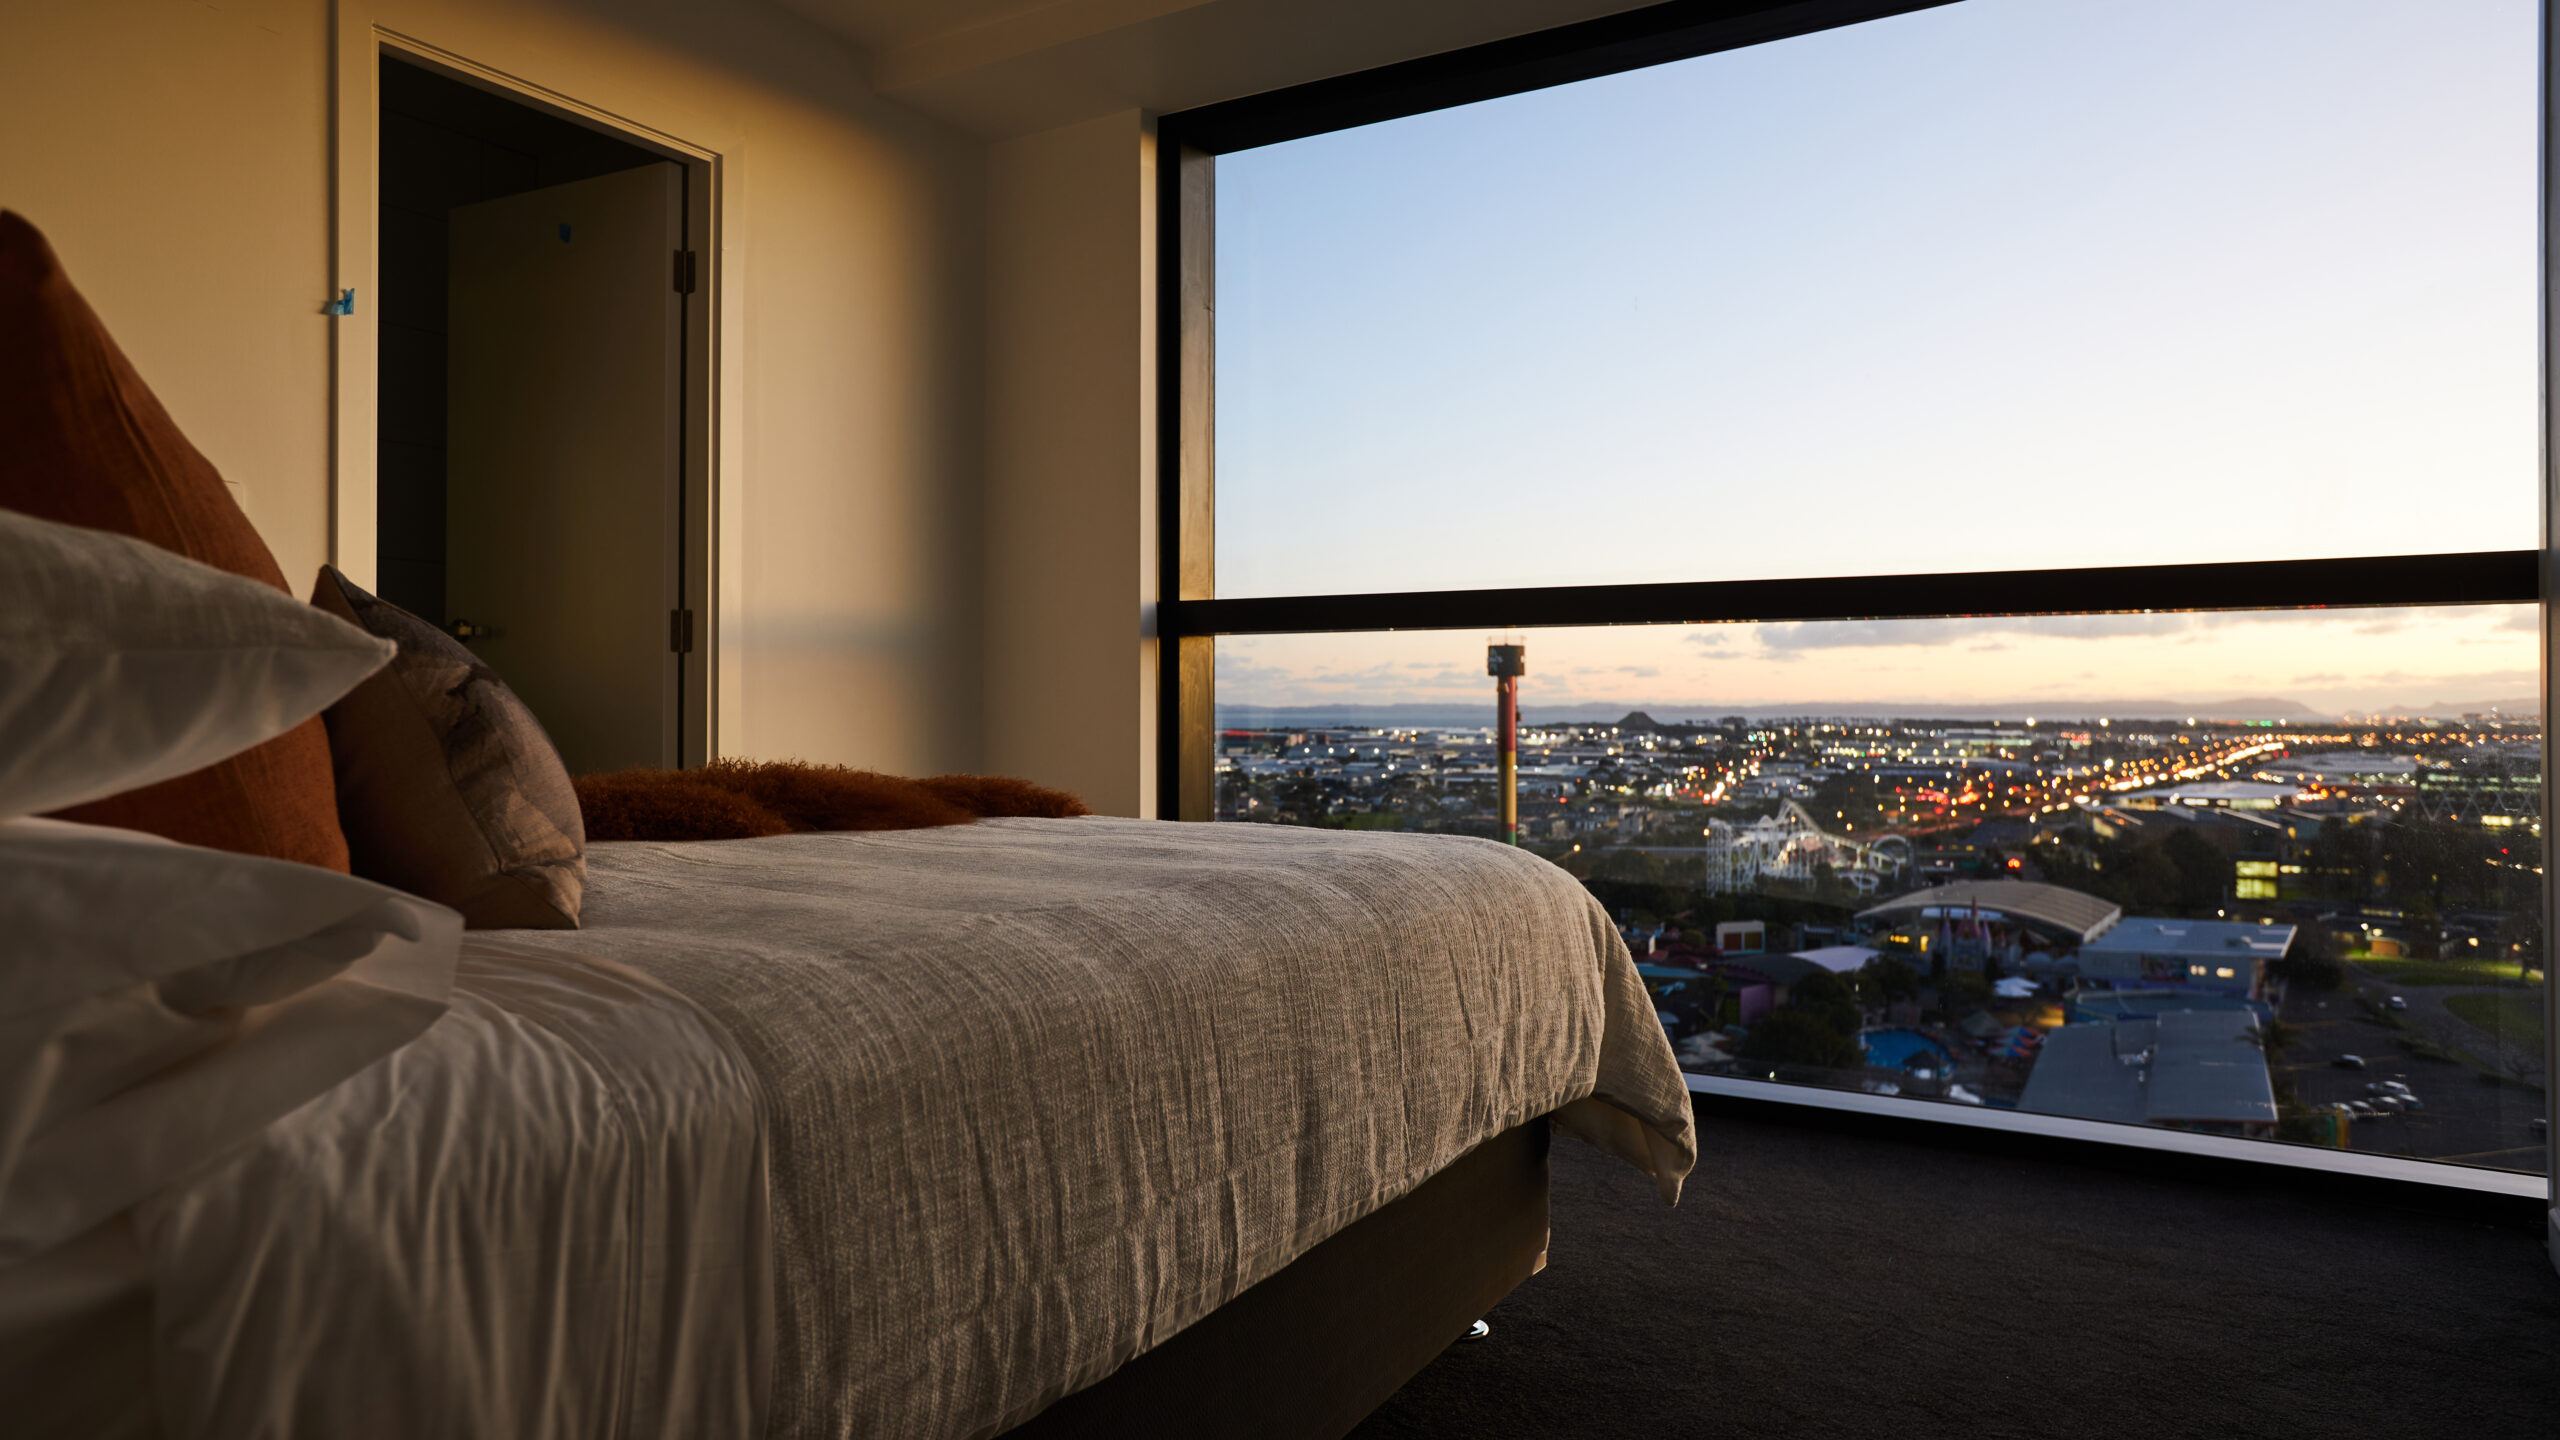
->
(121, 818), (1693, 1439)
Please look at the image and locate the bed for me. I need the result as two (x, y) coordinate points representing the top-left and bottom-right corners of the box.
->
(20, 817), (1692, 1438)
(0, 211), (1692, 1438)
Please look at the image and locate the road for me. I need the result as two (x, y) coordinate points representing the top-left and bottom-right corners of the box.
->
(2274, 981), (2546, 1173)
(2381, 982), (2544, 1084)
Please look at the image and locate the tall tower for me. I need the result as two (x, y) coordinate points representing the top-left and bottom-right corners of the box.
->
(1488, 639), (1526, 845)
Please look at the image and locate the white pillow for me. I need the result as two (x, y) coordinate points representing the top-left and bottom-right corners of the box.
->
(0, 508), (393, 819)
(0, 817), (460, 1262)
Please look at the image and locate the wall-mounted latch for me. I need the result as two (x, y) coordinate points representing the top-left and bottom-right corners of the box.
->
(447, 617), (493, 641)
(672, 250), (698, 295)
(325, 288), (356, 316)
(669, 608), (696, 654)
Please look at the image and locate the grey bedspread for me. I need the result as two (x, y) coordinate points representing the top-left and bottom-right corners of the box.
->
(515, 817), (1695, 1439)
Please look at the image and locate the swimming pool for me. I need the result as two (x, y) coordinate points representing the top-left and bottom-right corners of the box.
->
(1861, 1027), (1952, 1071)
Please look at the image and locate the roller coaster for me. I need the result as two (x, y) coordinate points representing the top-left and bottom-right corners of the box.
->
(1699, 800), (1914, 895)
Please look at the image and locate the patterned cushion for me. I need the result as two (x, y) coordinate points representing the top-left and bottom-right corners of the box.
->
(312, 566), (584, 929)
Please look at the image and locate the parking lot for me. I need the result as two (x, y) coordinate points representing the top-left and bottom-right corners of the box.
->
(2275, 984), (2545, 1171)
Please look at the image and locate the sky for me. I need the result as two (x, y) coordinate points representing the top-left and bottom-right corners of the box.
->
(1218, 606), (2539, 721)
(1211, 0), (2540, 717)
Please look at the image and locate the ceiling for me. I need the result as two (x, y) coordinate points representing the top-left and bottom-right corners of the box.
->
(774, 0), (1663, 138)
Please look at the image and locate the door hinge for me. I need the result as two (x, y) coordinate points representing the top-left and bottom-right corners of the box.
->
(673, 249), (699, 295)
(670, 608), (696, 654)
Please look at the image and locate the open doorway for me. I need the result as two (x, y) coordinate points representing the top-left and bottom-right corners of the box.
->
(377, 55), (699, 774)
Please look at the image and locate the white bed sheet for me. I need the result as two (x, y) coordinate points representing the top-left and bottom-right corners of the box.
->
(123, 939), (770, 1439)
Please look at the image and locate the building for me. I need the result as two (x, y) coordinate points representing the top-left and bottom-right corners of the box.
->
(2064, 988), (2271, 1025)
(2081, 801), (2333, 901)
(2412, 750), (2542, 829)
(2255, 750), (2421, 804)
(2018, 1011), (2280, 1137)
(1790, 945), (1881, 975)
(2074, 917), (2295, 999)
(2114, 780), (2305, 811)
(1856, 880), (2123, 948)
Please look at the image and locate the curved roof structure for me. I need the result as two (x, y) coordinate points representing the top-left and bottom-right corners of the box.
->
(1857, 880), (2122, 944)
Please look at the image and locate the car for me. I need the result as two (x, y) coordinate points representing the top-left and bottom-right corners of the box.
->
(2534, 1118), (2549, 1136)
(2386, 996), (2409, 1011)
(2380, 1080), (2413, 1096)
(2333, 1054), (2367, 1070)
(2349, 1102), (2383, 1119)
(2370, 1096), (2405, 1112)
(2397, 1094), (2423, 1111)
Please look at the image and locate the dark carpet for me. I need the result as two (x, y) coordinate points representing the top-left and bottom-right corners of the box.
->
(1353, 1104), (2560, 1439)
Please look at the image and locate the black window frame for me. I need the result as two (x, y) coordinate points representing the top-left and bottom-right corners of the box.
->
(1152, 0), (2556, 1206)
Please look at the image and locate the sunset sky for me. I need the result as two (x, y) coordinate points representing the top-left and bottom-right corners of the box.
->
(1212, 0), (2539, 717)
(1219, 606), (2538, 720)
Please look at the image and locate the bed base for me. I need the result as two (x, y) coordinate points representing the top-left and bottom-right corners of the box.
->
(1001, 1117), (1551, 1440)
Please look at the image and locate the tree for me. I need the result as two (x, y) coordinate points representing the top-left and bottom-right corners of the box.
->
(1857, 957), (1922, 1007)
(1810, 860), (1857, 910)
(2310, 818), (2375, 903)
(2380, 818), (2501, 912)
(2402, 896), (2443, 963)
(2159, 828), (2228, 914)
(2256, 1018), (2299, 1059)
(1275, 776), (1330, 826)
(2267, 926), (2344, 990)
(2108, 842), (2182, 913)
(1786, 970), (1861, 1037)
(2497, 903), (2541, 970)
(1734, 1008), (1863, 1070)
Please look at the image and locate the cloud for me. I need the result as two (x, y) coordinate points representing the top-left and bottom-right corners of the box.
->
(1966, 642), (2012, 653)
(1751, 612), (2194, 652)
(2291, 672), (2346, 684)
(1733, 606), (2495, 656)
(1618, 665), (1661, 678)
(2354, 668), (2538, 691)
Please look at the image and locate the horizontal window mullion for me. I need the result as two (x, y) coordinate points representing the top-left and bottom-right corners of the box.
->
(1167, 550), (2539, 637)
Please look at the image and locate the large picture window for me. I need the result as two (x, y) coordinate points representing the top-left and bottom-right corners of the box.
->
(1159, 0), (2550, 1183)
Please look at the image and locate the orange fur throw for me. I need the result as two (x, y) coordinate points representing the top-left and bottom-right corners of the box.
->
(573, 760), (1090, 843)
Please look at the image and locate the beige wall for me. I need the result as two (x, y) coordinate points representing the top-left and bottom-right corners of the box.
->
(4, 0), (336, 581)
(984, 111), (1158, 817)
(2, 0), (987, 776)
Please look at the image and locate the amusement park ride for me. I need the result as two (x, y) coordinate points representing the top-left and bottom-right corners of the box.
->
(1698, 801), (1913, 895)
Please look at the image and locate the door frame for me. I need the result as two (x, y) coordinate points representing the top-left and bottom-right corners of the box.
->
(329, 14), (720, 766)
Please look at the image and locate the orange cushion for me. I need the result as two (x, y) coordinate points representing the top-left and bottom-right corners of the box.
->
(0, 210), (350, 871)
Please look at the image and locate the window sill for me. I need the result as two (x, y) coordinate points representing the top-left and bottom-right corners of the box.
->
(1686, 1072), (2549, 1230)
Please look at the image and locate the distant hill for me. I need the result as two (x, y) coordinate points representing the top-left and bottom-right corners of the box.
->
(2421, 697), (2541, 716)
(2181, 697), (2319, 719)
